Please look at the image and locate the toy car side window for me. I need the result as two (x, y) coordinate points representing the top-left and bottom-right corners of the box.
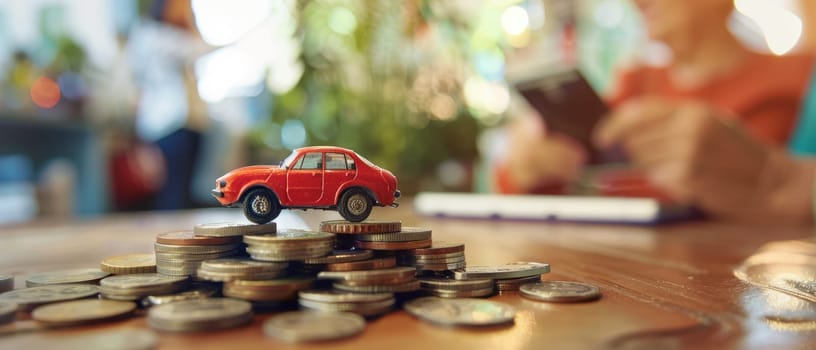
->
(325, 153), (348, 170)
(294, 152), (322, 170)
(346, 156), (356, 170)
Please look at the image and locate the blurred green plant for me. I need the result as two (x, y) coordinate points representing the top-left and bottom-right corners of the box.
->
(250, 0), (510, 193)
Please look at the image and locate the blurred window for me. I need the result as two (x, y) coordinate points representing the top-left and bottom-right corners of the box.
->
(325, 153), (348, 170)
(294, 153), (322, 170)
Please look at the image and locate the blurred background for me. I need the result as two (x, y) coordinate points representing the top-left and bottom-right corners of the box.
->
(0, 0), (812, 224)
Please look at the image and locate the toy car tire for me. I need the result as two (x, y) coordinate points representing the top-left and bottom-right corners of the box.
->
(242, 188), (281, 224)
(338, 188), (373, 222)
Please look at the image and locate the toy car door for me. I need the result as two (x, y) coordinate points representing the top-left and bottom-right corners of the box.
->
(286, 152), (324, 204)
(321, 152), (356, 205)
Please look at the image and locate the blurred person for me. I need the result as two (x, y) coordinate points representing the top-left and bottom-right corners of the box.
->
(497, 0), (814, 206)
(595, 97), (815, 224)
(129, 0), (211, 209)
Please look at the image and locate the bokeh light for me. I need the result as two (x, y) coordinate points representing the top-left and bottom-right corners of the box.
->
(191, 0), (272, 46)
(734, 0), (802, 55)
(281, 119), (307, 150)
(30, 76), (61, 109)
(501, 6), (529, 36)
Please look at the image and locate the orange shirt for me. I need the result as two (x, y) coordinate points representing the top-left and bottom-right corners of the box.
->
(607, 53), (815, 145)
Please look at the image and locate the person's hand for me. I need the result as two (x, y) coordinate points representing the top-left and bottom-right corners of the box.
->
(501, 115), (587, 193)
(594, 97), (814, 223)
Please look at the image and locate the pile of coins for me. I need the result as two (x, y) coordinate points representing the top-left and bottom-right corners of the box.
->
(298, 290), (395, 317)
(397, 242), (466, 272)
(155, 230), (245, 276)
(223, 276), (313, 303)
(0, 217), (605, 342)
(197, 258), (288, 282)
(418, 276), (494, 298)
(455, 262), (551, 291)
(244, 230), (334, 261)
(99, 274), (188, 301)
(101, 254), (157, 275)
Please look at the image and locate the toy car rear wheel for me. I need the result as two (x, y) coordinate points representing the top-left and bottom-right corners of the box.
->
(243, 188), (281, 224)
(338, 188), (373, 222)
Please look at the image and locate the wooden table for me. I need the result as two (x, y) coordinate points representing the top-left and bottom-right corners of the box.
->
(0, 203), (814, 350)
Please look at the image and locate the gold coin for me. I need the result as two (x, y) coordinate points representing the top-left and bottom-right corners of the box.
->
(319, 220), (402, 234)
(156, 230), (242, 246)
(325, 257), (396, 272)
(100, 254), (157, 274)
(354, 239), (432, 251)
(32, 299), (136, 325)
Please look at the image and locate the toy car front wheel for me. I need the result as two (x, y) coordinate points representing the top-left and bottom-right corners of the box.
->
(242, 188), (281, 224)
(338, 188), (373, 222)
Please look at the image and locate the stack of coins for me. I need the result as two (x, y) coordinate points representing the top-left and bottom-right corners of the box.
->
(223, 276), (313, 302)
(99, 274), (188, 301)
(197, 258), (288, 282)
(418, 276), (494, 298)
(298, 290), (395, 317)
(318, 267), (420, 293)
(148, 298), (253, 332)
(353, 227), (433, 251)
(25, 269), (110, 287)
(454, 262), (550, 291)
(320, 220), (401, 249)
(397, 242), (466, 272)
(244, 230), (334, 262)
(101, 254), (157, 275)
(300, 249), (374, 274)
(154, 230), (244, 276)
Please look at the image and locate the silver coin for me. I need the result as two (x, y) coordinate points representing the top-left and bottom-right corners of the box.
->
(0, 328), (159, 350)
(298, 289), (393, 303)
(353, 227), (433, 242)
(414, 261), (467, 272)
(520, 281), (601, 303)
(154, 242), (243, 254)
(101, 274), (188, 290)
(263, 311), (366, 342)
(155, 250), (241, 261)
(298, 298), (394, 317)
(25, 268), (110, 287)
(0, 301), (16, 324)
(318, 267), (417, 282)
(302, 250), (374, 265)
(0, 284), (99, 309)
(243, 229), (334, 244)
(418, 276), (494, 291)
(0, 275), (14, 292)
(454, 262), (550, 280)
(148, 298), (253, 332)
(404, 297), (515, 326)
(333, 279), (421, 293)
(195, 222), (277, 237)
(200, 258), (288, 273)
(143, 287), (219, 307)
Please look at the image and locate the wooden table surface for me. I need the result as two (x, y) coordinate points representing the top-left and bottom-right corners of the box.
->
(0, 203), (815, 350)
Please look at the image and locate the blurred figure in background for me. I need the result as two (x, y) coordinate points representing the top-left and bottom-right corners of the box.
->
(498, 0), (815, 222)
(128, 0), (211, 210)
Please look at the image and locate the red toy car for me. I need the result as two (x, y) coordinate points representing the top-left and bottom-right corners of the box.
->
(211, 146), (400, 223)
